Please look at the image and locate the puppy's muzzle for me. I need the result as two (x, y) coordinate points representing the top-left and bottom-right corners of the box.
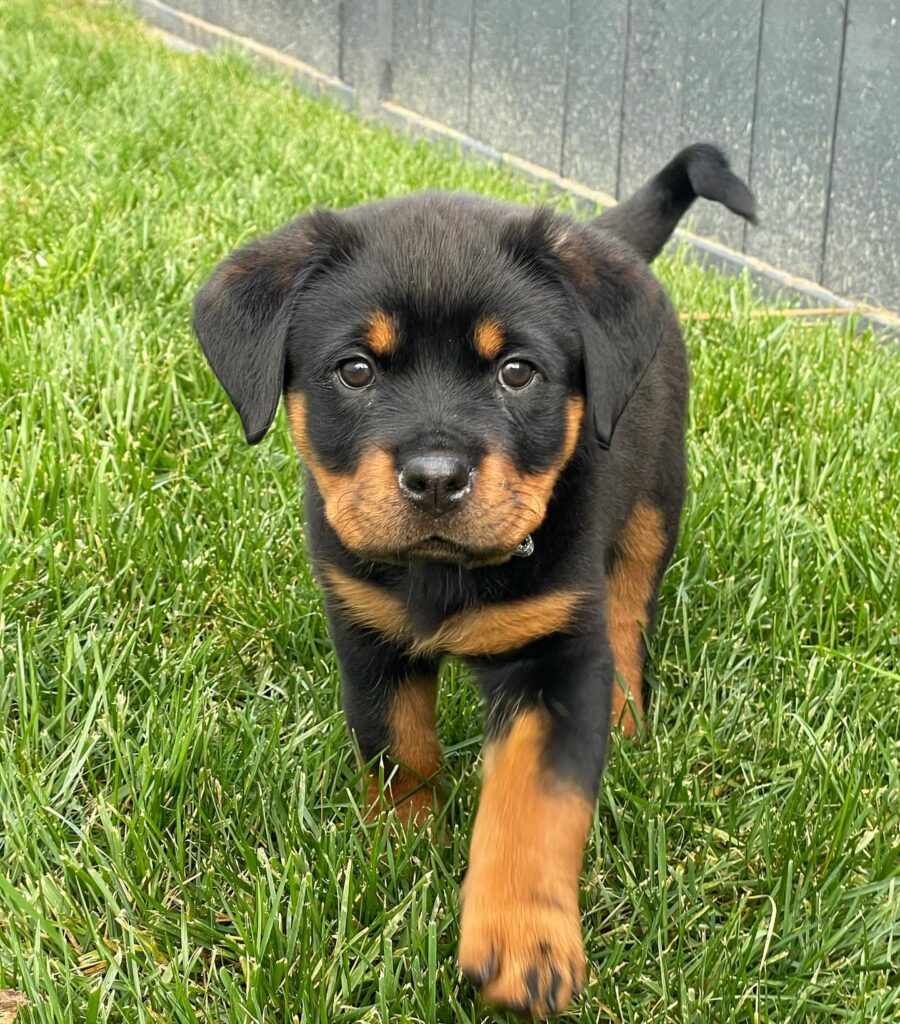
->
(398, 452), (473, 515)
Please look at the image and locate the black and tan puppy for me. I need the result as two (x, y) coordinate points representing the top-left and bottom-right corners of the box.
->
(194, 144), (755, 1017)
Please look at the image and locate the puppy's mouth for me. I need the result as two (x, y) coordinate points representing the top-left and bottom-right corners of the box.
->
(400, 533), (534, 566)
(403, 535), (493, 565)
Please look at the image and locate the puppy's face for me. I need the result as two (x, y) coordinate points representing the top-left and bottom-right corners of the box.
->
(194, 194), (666, 565)
(282, 201), (586, 565)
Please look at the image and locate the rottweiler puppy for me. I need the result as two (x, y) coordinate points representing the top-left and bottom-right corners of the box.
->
(194, 144), (755, 1018)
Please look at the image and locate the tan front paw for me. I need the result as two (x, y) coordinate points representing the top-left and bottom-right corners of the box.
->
(459, 881), (584, 1018)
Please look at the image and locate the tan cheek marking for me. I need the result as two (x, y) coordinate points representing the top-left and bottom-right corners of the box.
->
(473, 318), (505, 360)
(459, 709), (591, 1014)
(519, 394), (585, 504)
(606, 502), (666, 737)
(366, 311), (398, 356)
(414, 589), (586, 657)
(285, 392), (360, 541)
(366, 678), (442, 825)
(470, 396), (585, 546)
(285, 391), (344, 495)
(285, 392), (406, 553)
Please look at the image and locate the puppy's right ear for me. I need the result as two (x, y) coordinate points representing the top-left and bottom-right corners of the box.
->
(193, 211), (354, 444)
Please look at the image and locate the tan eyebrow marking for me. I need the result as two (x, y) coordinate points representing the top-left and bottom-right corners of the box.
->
(365, 311), (398, 356)
(473, 318), (505, 360)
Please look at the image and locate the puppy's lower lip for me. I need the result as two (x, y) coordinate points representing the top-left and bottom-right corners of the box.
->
(414, 536), (466, 553)
(403, 537), (474, 562)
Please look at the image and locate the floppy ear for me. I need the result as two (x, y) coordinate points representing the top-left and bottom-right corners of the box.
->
(193, 210), (354, 444)
(502, 209), (670, 449)
(552, 222), (671, 447)
(573, 272), (669, 448)
(520, 145), (755, 446)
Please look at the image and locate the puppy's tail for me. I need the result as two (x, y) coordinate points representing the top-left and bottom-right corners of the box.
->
(593, 143), (757, 262)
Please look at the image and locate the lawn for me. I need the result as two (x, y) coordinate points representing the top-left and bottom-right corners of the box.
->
(1, 2), (898, 1022)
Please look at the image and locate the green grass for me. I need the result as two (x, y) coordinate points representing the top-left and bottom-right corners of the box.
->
(1, 2), (898, 1021)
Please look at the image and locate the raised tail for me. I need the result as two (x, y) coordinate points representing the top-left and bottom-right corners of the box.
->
(593, 143), (757, 262)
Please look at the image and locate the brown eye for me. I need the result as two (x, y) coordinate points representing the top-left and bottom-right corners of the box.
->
(498, 359), (536, 390)
(337, 357), (375, 389)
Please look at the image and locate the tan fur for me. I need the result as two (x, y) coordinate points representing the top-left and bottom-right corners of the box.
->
(470, 397), (584, 549)
(366, 678), (442, 824)
(421, 590), (586, 657)
(321, 565), (586, 658)
(285, 393), (584, 561)
(285, 393), (404, 553)
(319, 566), (410, 644)
(606, 502), (666, 737)
(473, 318), (505, 360)
(459, 709), (592, 1016)
(365, 311), (398, 356)
(548, 227), (594, 290)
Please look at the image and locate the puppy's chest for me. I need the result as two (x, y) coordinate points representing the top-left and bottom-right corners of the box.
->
(321, 562), (587, 659)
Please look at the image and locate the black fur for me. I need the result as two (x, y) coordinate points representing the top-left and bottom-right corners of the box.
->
(594, 143), (756, 261)
(193, 143), (755, 1017)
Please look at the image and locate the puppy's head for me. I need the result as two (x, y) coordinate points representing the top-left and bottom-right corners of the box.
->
(194, 194), (668, 565)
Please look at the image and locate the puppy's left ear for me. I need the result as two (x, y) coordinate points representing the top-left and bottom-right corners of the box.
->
(503, 210), (670, 449)
(563, 237), (671, 448)
(543, 145), (755, 447)
(193, 211), (354, 444)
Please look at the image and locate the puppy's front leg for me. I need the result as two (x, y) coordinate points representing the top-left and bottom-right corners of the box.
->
(460, 634), (612, 1018)
(328, 613), (442, 825)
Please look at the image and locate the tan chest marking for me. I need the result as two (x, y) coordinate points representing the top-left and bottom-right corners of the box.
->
(321, 565), (586, 657)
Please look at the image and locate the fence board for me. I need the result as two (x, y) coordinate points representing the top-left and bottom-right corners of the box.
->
(620, 0), (758, 248)
(560, 0), (629, 197)
(823, 0), (900, 309)
(618, 1), (688, 198)
(677, 0), (759, 248)
(744, 0), (844, 282)
(342, 0), (392, 99)
(235, 0), (341, 77)
(469, 0), (569, 171)
(392, 0), (473, 132)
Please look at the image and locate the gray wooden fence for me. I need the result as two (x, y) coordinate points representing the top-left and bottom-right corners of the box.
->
(137, 0), (900, 312)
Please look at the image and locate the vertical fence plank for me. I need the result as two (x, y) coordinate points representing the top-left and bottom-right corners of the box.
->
(343, 0), (392, 101)
(744, 0), (844, 282)
(199, 0), (237, 29)
(560, 0), (629, 198)
(166, 0), (205, 17)
(392, 0), (473, 132)
(618, 1), (687, 199)
(469, 0), (569, 171)
(823, 0), (900, 309)
(678, 0), (760, 248)
(229, 0), (342, 77)
(620, 0), (758, 247)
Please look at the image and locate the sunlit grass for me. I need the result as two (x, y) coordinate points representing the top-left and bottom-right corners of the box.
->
(1, 2), (898, 1021)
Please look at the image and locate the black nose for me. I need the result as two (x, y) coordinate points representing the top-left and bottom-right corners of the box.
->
(399, 452), (472, 514)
